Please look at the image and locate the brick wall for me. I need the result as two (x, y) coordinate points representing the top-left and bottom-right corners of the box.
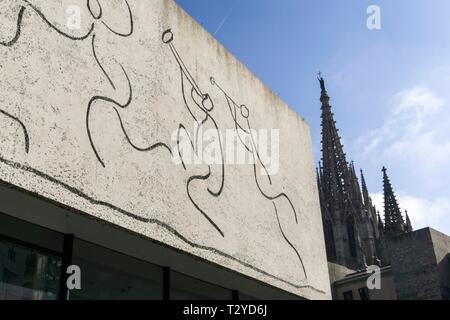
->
(388, 228), (450, 300)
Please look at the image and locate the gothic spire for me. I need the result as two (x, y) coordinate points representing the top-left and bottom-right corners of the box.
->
(382, 166), (406, 236)
(318, 75), (354, 210)
(316, 74), (388, 269)
(349, 161), (363, 206)
(360, 168), (379, 225)
(316, 164), (323, 201)
(316, 165), (321, 185)
(377, 212), (384, 232)
(405, 210), (413, 232)
(360, 169), (370, 207)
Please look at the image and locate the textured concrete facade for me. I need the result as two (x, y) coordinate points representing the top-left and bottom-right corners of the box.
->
(333, 266), (397, 300)
(0, 0), (330, 298)
(388, 228), (450, 300)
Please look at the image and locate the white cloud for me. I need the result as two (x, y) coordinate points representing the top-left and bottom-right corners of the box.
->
(393, 87), (443, 115)
(355, 86), (450, 235)
(356, 87), (448, 162)
(371, 193), (450, 234)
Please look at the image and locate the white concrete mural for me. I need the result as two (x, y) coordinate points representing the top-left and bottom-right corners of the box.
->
(0, 0), (330, 299)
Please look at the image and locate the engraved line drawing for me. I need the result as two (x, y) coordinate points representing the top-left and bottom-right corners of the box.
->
(162, 29), (226, 237)
(211, 77), (307, 279)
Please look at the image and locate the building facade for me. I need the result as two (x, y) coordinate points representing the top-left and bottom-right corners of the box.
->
(388, 227), (450, 300)
(332, 227), (450, 300)
(0, 0), (331, 300)
(316, 77), (450, 301)
(316, 76), (411, 271)
(333, 266), (397, 300)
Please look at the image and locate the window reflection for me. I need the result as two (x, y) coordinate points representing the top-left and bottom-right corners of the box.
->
(0, 238), (61, 300)
(70, 239), (163, 300)
(170, 271), (232, 300)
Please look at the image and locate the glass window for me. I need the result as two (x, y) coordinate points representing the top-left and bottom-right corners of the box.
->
(170, 271), (233, 300)
(358, 287), (370, 300)
(0, 214), (63, 253)
(343, 290), (354, 300)
(70, 239), (163, 300)
(0, 237), (62, 300)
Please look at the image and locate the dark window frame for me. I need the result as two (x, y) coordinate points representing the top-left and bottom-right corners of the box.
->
(0, 235), (64, 300)
(343, 290), (354, 300)
(169, 269), (234, 300)
(0, 234), (62, 258)
(358, 287), (370, 300)
(0, 214), (266, 301)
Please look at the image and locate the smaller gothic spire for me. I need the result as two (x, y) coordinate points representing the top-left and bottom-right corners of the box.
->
(377, 212), (384, 232)
(350, 161), (356, 176)
(348, 161), (363, 206)
(382, 167), (407, 236)
(316, 165), (322, 191)
(360, 169), (370, 207)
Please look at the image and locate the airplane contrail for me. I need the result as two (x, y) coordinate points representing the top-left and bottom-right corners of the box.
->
(214, 0), (238, 36)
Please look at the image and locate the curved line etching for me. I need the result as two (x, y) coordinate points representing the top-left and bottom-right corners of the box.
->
(87, 0), (103, 20)
(186, 167), (226, 238)
(86, 59), (132, 167)
(1, 1), (137, 157)
(212, 78), (300, 221)
(162, 29), (226, 236)
(211, 78), (272, 181)
(211, 78), (306, 280)
(83, 2), (172, 167)
(0, 6), (26, 47)
(86, 54), (172, 166)
(1, 1), (93, 155)
(100, 0), (134, 37)
(0, 110), (30, 153)
(113, 107), (172, 155)
(23, 0), (95, 41)
(91, 34), (116, 89)
(273, 202), (307, 279)
(0, 6), (29, 153)
(248, 121), (299, 224)
(0, 156), (324, 294)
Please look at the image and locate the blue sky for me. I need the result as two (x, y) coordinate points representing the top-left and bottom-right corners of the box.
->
(176, 0), (450, 234)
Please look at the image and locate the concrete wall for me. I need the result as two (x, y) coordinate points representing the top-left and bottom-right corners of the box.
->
(388, 228), (450, 300)
(0, 0), (330, 299)
(327, 262), (355, 284)
(333, 267), (397, 300)
(430, 229), (450, 299)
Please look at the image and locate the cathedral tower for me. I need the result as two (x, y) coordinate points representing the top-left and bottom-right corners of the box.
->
(317, 75), (385, 269)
